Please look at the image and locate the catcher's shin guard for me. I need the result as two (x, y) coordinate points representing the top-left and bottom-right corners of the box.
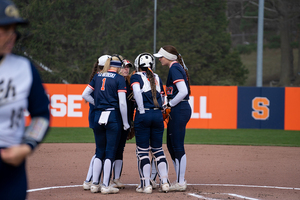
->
(151, 147), (169, 184)
(136, 146), (151, 188)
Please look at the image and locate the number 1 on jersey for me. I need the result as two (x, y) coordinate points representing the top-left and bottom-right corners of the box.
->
(101, 78), (106, 91)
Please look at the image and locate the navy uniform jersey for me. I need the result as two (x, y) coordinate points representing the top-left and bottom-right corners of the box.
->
(88, 70), (126, 110)
(166, 62), (189, 101)
(130, 72), (164, 108)
(0, 54), (50, 148)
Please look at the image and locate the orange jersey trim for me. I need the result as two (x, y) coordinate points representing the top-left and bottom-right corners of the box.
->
(131, 82), (140, 87)
(173, 79), (184, 84)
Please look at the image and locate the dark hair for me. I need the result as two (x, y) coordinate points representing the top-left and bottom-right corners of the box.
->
(89, 60), (104, 82)
(162, 45), (191, 95)
(123, 59), (133, 85)
(140, 67), (159, 107)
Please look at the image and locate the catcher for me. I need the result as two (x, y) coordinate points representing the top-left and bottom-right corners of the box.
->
(131, 53), (170, 194)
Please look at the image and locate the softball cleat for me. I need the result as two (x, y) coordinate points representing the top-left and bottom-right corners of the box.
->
(83, 181), (92, 190)
(169, 181), (187, 192)
(111, 179), (125, 189)
(160, 183), (170, 193)
(90, 183), (101, 193)
(101, 185), (119, 194)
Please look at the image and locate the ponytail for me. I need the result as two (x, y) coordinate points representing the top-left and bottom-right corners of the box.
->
(145, 67), (159, 107)
(177, 54), (191, 95)
(89, 62), (99, 82)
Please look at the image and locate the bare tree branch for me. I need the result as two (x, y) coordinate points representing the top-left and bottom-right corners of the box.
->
(249, 0), (278, 13)
(231, 15), (278, 21)
(227, 1), (251, 19)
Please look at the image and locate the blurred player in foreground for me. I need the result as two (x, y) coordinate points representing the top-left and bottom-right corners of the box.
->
(0, 0), (50, 199)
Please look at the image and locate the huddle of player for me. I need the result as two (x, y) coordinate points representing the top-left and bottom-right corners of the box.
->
(82, 45), (191, 194)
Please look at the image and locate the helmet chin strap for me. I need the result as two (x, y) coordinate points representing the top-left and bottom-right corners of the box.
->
(148, 67), (153, 74)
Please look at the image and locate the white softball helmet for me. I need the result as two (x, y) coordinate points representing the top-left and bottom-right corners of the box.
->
(134, 53), (155, 71)
(98, 55), (111, 66)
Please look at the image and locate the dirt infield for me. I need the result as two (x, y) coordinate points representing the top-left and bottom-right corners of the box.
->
(26, 143), (300, 200)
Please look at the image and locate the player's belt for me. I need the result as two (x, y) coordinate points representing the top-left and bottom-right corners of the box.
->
(144, 108), (160, 110)
(105, 108), (115, 111)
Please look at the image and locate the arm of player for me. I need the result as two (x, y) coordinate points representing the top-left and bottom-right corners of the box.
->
(0, 144), (32, 167)
(159, 77), (166, 105)
(22, 117), (49, 150)
(118, 92), (130, 130)
(25, 63), (50, 150)
(168, 81), (188, 107)
(132, 83), (145, 114)
(82, 86), (95, 105)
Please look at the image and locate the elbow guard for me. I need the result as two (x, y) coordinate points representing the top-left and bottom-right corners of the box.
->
(22, 117), (49, 150)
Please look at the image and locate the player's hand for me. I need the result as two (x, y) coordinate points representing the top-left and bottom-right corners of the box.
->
(1, 144), (32, 167)
(127, 127), (135, 140)
(123, 123), (130, 131)
(162, 103), (171, 113)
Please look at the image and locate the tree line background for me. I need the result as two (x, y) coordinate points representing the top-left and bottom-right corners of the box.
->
(13, 0), (300, 86)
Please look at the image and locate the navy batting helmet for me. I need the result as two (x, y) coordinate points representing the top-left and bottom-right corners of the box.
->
(0, 0), (28, 26)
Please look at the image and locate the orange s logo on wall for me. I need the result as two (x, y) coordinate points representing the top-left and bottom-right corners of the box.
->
(251, 97), (270, 120)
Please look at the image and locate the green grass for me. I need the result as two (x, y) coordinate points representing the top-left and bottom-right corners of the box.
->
(43, 127), (300, 147)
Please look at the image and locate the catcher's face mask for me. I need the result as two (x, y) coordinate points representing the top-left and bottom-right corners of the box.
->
(134, 53), (155, 72)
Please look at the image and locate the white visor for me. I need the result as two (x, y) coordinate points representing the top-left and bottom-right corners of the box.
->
(153, 47), (177, 61)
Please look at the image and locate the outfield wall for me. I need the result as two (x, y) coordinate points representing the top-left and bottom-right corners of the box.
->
(26, 84), (300, 130)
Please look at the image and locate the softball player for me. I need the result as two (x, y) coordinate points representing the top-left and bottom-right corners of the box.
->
(82, 55), (130, 194)
(111, 59), (135, 189)
(154, 45), (191, 191)
(130, 53), (170, 194)
(82, 54), (111, 191)
(0, 0), (50, 199)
